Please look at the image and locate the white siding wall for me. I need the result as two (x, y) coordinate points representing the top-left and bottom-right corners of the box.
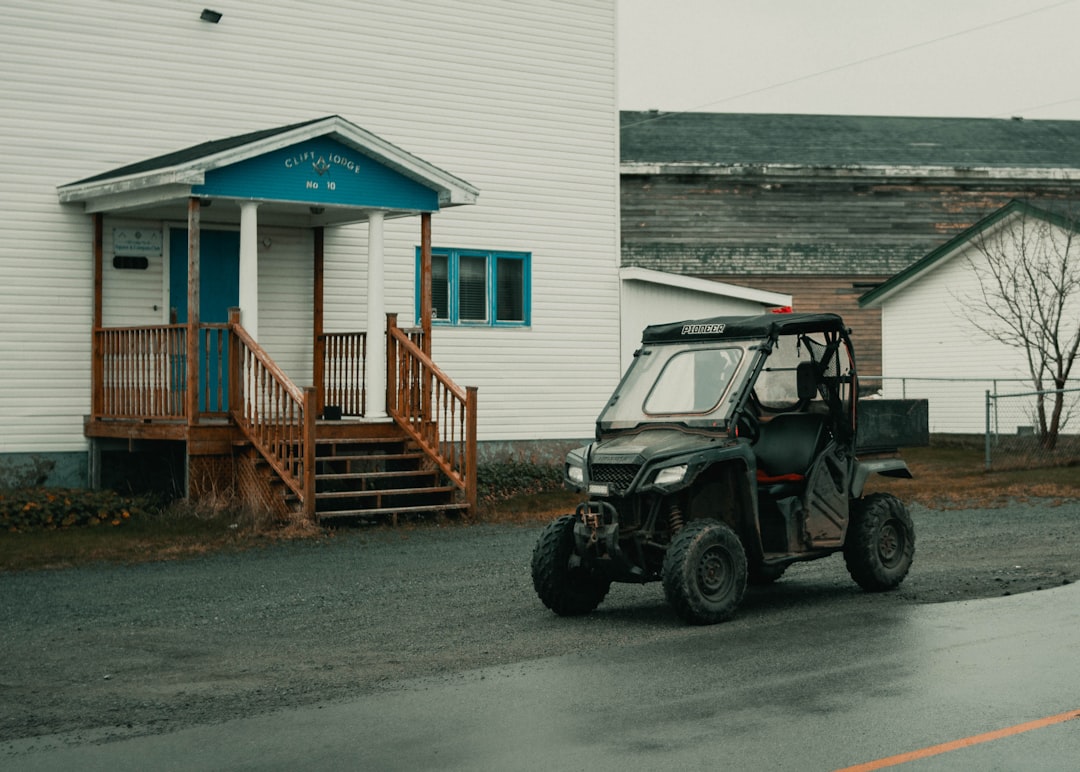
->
(619, 281), (776, 371)
(0, 0), (619, 452)
(878, 221), (1069, 433)
(255, 227), (314, 383)
(102, 221), (169, 328)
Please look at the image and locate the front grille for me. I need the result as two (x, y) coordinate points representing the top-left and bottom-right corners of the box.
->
(590, 463), (641, 493)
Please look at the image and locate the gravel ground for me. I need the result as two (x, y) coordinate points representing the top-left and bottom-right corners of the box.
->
(1, 499), (1078, 750)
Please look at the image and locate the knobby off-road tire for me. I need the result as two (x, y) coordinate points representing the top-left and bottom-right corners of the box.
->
(662, 519), (748, 625)
(531, 514), (611, 616)
(844, 492), (915, 591)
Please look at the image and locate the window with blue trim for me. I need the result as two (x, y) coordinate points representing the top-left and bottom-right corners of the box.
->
(417, 248), (531, 326)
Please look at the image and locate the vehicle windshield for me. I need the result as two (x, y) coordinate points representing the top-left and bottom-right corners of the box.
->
(598, 342), (752, 432)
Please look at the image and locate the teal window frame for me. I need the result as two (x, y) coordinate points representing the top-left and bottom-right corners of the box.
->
(416, 247), (531, 327)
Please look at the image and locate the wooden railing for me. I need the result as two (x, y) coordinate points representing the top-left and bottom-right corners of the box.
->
(386, 315), (477, 512)
(198, 323), (232, 417)
(93, 323), (233, 420)
(94, 325), (187, 419)
(229, 315), (316, 517)
(318, 332), (367, 417)
(90, 317), (469, 520)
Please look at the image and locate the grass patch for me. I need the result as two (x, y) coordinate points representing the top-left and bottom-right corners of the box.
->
(0, 488), (305, 572)
(0, 514), (262, 571)
(3, 445), (1078, 572)
(865, 445), (1080, 508)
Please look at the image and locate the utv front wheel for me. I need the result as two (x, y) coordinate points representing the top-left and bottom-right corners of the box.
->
(662, 520), (747, 625)
(844, 493), (915, 591)
(531, 515), (611, 616)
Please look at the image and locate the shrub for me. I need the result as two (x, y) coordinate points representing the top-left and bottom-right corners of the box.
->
(476, 461), (563, 504)
(0, 488), (158, 532)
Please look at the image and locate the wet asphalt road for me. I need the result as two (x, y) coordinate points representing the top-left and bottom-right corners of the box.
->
(3, 500), (1079, 770)
(7, 575), (1080, 770)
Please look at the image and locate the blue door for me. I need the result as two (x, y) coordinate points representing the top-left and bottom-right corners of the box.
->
(169, 229), (240, 412)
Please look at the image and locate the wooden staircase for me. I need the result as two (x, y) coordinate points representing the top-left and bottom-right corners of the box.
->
(303, 422), (469, 524)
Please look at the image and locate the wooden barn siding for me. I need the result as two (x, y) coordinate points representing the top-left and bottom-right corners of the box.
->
(1, 0), (619, 452)
(621, 175), (1080, 274)
(701, 275), (885, 378)
(621, 174), (1080, 378)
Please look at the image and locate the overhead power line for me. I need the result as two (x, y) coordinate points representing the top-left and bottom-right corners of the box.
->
(622, 0), (1077, 130)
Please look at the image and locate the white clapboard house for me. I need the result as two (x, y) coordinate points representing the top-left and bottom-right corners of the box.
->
(860, 200), (1080, 435)
(0, 0), (630, 521)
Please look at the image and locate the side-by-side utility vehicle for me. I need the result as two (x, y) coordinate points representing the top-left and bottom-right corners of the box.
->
(532, 312), (917, 625)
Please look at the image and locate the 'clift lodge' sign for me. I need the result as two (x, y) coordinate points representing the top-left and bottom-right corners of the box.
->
(194, 137), (439, 211)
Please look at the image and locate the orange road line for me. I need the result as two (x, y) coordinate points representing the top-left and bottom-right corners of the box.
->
(835, 709), (1080, 772)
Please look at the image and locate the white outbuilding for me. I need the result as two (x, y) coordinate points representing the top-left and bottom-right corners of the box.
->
(860, 200), (1080, 436)
(619, 268), (791, 370)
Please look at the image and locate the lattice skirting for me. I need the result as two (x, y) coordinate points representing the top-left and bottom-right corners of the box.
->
(187, 454), (236, 500)
(234, 449), (297, 522)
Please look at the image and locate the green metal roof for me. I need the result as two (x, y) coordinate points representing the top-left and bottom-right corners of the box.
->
(621, 112), (1080, 169)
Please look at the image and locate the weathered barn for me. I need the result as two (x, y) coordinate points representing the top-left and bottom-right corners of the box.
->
(620, 111), (1080, 376)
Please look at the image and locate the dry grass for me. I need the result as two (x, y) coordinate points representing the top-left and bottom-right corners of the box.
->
(3, 445), (1077, 572)
(864, 445), (1080, 509)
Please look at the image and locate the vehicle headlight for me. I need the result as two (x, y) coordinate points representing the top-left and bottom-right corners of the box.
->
(567, 464), (585, 485)
(654, 464), (688, 486)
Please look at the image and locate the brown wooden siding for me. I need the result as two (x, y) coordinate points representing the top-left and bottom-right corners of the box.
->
(704, 275), (886, 378)
(621, 175), (1080, 276)
(621, 172), (1080, 380)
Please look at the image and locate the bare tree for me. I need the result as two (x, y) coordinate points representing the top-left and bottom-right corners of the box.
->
(960, 202), (1080, 450)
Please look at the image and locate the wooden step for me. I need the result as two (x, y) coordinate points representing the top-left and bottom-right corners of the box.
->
(317, 468), (438, 482)
(315, 484), (457, 501)
(242, 420), (468, 523)
(314, 436), (410, 449)
(317, 451), (426, 463)
(317, 502), (470, 521)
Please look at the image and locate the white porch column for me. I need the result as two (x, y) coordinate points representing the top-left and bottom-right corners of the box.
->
(366, 210), (387, 417)
(239, 202), (260, 338)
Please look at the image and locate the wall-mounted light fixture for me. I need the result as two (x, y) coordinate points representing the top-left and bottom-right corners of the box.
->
(310, 206), (325, 215)
(200, 8), (222, 23)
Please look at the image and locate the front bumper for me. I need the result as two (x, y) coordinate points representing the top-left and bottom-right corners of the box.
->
(571, 500), (648, 582)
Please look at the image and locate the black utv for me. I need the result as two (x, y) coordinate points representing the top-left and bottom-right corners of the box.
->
(532, 312), (916, 625)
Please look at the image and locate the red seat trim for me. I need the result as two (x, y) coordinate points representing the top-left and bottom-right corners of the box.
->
(756, 471), (805, 484)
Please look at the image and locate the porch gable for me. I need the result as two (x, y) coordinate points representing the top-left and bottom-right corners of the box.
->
(57, 115), (479, 223)
(194, 136), (440, 212)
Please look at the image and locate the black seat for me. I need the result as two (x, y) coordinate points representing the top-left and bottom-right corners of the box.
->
(753, 412), (827, 495)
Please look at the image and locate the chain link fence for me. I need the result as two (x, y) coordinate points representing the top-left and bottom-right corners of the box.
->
(861, 376), (1028, 434)
(861, 376), (1080, 469)
(985, 388), (1080, 470)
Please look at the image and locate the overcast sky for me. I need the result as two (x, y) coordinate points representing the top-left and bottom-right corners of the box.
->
(618, 0), (1080, 120)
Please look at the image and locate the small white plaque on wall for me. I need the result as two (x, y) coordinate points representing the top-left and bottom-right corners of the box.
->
(113, 227), (163, 257)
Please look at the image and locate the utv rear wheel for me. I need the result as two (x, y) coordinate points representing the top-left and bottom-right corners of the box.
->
(531, 515), (611, 616)
(844, 493), (915, 591)
(662, 519), (747, 625)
